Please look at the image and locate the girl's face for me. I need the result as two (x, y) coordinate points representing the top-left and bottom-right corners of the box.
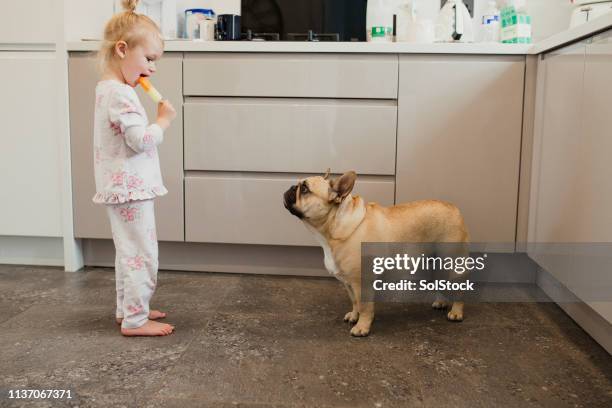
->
(114, 36), (163, 87)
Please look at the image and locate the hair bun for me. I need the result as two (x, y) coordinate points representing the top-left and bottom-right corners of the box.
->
(122, 0), (139, 13)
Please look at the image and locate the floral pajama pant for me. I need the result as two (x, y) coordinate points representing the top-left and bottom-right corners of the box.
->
(105, 199), (158, 329)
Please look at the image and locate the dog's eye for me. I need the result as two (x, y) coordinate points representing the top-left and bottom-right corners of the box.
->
(300, 183), (309, 195)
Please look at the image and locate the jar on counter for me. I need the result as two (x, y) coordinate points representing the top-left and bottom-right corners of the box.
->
(199, 14), (216, 41)
(185, 8), (215, 39)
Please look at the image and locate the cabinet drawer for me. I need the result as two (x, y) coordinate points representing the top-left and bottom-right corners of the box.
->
(184, 98), (396, 175)
(185, 174), (395, 246)
(184, 53), (398, 98)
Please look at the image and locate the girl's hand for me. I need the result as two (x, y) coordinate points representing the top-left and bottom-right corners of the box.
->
(156, 100), (177, 130)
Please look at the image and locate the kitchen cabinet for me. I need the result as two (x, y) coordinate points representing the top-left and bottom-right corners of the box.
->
(68, 53), (184, 241)
(529, 31), (612, 326)
(528, 42), (587, 305)
(0, 1), (56, 45)
(69, 52), (530, 247)
(396, 55), (525, 243)
(0, 52), (63, 237)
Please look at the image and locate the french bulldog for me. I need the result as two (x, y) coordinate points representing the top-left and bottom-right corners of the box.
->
(283, 170), (470, 336)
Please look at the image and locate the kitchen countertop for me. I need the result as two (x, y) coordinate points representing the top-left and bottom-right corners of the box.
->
(68, 40), (531, 54)
(530, 12), (612, 53)
(67, 13), (612, 55)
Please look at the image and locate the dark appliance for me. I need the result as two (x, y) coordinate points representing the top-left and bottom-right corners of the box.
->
(241, 0), (367, 41)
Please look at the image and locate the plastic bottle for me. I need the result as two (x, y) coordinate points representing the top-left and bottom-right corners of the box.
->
(479, 0), (500, 43)
(500, 0), (532, 44)
(396, 0), (414, 42)
(396, 1), (411, 42)
(366, 0), (394, 42)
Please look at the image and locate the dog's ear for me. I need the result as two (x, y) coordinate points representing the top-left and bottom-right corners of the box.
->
(323, 168), (331, 180)
(329, 171), (356, 203)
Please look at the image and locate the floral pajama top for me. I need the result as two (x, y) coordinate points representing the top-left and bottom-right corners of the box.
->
(92, 79), (167, 205)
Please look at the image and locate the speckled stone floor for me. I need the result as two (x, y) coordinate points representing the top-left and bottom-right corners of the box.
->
(0, 265), (611, 408)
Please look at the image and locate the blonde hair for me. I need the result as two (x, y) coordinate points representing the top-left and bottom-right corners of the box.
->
(98, 0), (164, 71)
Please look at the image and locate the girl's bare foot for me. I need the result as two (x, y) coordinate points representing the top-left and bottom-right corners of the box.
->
(116, 310), (167, 325)
(120, 320), (174, 336)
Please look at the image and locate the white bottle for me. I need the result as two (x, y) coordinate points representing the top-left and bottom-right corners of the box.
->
(396, 0), (415, 42)
(479, 0), (500, 43)
(366, 0), (394, 42)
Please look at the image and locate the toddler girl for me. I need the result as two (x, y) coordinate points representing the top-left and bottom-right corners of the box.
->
(94, 0), (177, 336)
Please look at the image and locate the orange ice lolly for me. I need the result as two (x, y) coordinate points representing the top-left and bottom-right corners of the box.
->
(137, 77), (163, 103)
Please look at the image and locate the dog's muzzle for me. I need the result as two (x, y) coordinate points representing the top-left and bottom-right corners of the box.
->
(283, 185), (304, 219)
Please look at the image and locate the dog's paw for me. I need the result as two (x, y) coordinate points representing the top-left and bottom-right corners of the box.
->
(447, 310), (464, 322)
(432, 300), (449, 310)
(344, 311), (359, 324)
(350, 322), (371, 337)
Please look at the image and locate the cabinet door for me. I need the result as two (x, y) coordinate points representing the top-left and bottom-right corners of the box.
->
(528, 42), (587, 306)
(69, 53), (184, 241)
(530, 37), (612, 324)
(579, 32), (612, 322)
(530, 43), (586, 244)
(0, 1), (56, 45)
(0, 52), (62, 236)
(581, 31), (612, 242)
(396, 55), (525, 243)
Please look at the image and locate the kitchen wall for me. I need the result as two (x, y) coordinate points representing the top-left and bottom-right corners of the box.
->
(65, 0), (115, 41)
(526, 0), (574, 41)
(0, 1), (57, 44)
(410, 0), (445, 21)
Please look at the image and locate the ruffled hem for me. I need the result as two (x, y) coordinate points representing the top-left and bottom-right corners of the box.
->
(92, 186), (168, 205)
